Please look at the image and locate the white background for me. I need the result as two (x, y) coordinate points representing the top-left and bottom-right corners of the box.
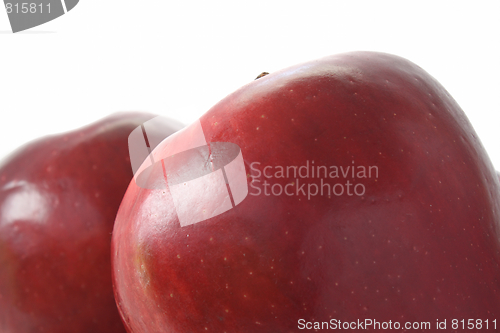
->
(1, 1), (499, 169)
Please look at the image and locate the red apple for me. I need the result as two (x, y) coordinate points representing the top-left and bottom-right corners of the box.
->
(112, 52), (500, 332)
(0, 112), (182, 333)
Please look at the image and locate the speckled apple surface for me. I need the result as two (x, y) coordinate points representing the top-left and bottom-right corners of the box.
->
(0, 112), (182, 333)
(112, 52), (500, 333)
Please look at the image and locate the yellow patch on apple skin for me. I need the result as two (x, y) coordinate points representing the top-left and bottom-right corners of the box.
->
(132, 243), (152, 294)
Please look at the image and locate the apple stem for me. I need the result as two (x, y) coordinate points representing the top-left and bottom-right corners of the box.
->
(255, 72), (269, 80)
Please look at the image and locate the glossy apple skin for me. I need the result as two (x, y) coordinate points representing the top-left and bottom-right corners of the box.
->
(0, 112), (182, 333)
(112, 53), (500, 332)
